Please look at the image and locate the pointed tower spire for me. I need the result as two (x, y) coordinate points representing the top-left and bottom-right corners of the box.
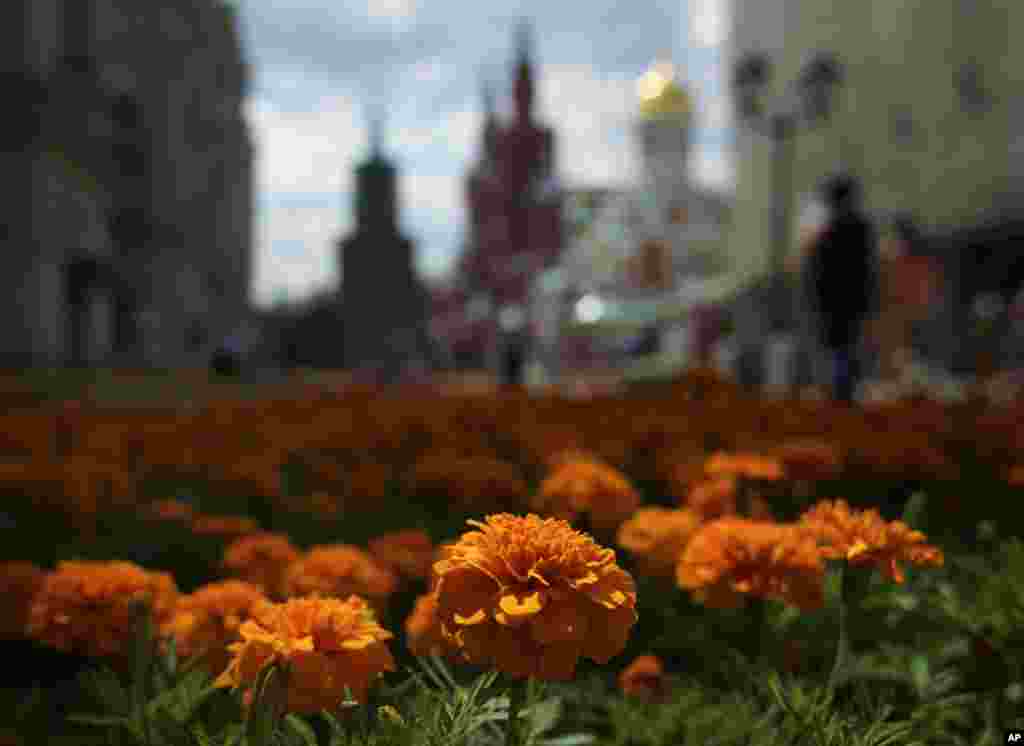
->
(368, 103), (385, 160)
(480, 72), (499, 160)
(353, 99), (397, 231)
(481, 73), (496, 120)
(515, 17), (532, 67)
(512, 18), (534, 124)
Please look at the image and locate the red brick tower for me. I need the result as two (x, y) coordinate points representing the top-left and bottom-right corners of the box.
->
(438, 21), (563, 379)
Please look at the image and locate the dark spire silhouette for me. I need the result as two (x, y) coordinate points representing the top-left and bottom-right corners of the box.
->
(367, 101), (386, 161)
(481, 73), (496, 119)
(512, 18), (534, 124)
(481, 72), (499, 159)
(515, 17), (532, 68)
(353, 101), (396, 231)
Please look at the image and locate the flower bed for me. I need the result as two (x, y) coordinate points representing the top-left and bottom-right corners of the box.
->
(0, 368), (1022, 745)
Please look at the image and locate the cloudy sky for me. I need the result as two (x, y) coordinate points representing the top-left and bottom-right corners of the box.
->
(237, 0), (735, 308)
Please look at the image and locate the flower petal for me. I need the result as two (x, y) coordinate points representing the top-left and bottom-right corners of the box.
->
(581, 603), (636, 664)
(581, 567), (636, 609)
(498, 589), (547, 618)
(530, 597), (589, 645)
(436, 567), (499, 625)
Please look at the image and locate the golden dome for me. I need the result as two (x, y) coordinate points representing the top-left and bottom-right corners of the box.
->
(637, 61), (692, 121)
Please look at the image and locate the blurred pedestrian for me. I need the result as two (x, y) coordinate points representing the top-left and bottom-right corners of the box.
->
(803, 174), (879, 403)
(869, 216), (939, 381)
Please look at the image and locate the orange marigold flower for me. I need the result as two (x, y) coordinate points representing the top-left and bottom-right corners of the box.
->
(164, 580), (268, 674)
(705, 451), (785, 482)
(28, 560), (179, 661)
(433, 513), (638, 681)
(685, 476), (773, 521)
(798, 499), (944, 583)
(773, 440), (843, 482)
(191, 514), (260, 540)
(368, 529), (435, 582)
(676, 518), (825, 611)
(685, 475), (736, 519)
(406, 452), (528, 513)
(284, 545), (398, 610)
(617, 508), (702, 579)
(619, 655), (669, 701)
(532, 456), (641, 534)
(214, 595), (396, 713)
(404, 592), (455, 659)
(0, 561), (45, 641)
(223, 532), (301, 600)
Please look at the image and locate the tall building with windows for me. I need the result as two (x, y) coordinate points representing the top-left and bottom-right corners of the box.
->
(3, 0), (254, 368)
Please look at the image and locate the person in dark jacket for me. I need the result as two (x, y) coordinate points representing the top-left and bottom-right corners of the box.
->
(804, 174), (879, 403)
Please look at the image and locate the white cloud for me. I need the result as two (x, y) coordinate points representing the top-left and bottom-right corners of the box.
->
(390, 106), (479, 160)
(690, 0), (729, 48)
(252, 201), (346, 307)
(245, 81), (364, 307)
(363, 0), (418, 31)
(402, 172), (462, 215)
(539, 64), (641, 188)
(245, 91), (362, 196)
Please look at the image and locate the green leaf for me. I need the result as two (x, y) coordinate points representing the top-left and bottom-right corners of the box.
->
(321, 710), (345, 738)
(538, 735), (595, 746)
(67, 714), (132, 728)
(162, 637), (180, 681)
(284, 715), (318, 746)
(910, 655), (930, 694)
(900, 491), (928, 530)
(150, 708), (196, 746)
(220, 723), (246, 746)
(131, 601), (157, 738)
(80, 667), (131, 716)
(190, 721), (216, 746)
(521, 696), (562, 737)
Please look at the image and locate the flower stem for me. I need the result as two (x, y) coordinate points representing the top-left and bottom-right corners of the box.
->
(505, 679), (529, 746)
(746, 598), (765, 666)
(827, 564), (850, 693)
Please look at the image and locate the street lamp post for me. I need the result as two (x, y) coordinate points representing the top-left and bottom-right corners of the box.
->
(732, 51), (844, 332)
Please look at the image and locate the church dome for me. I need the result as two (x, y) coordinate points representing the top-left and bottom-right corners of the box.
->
(637, 61), (692, 122)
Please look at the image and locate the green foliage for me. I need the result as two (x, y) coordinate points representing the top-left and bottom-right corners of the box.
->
(70, 609), (242, 746)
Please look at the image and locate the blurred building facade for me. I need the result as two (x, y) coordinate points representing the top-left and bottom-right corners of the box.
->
(337, 123), (433, 380)
(430, 22), (564, 382)
(727, 0), (1024, 379)
(530, 61), (733, 384)
(4, 0), (254, 369)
